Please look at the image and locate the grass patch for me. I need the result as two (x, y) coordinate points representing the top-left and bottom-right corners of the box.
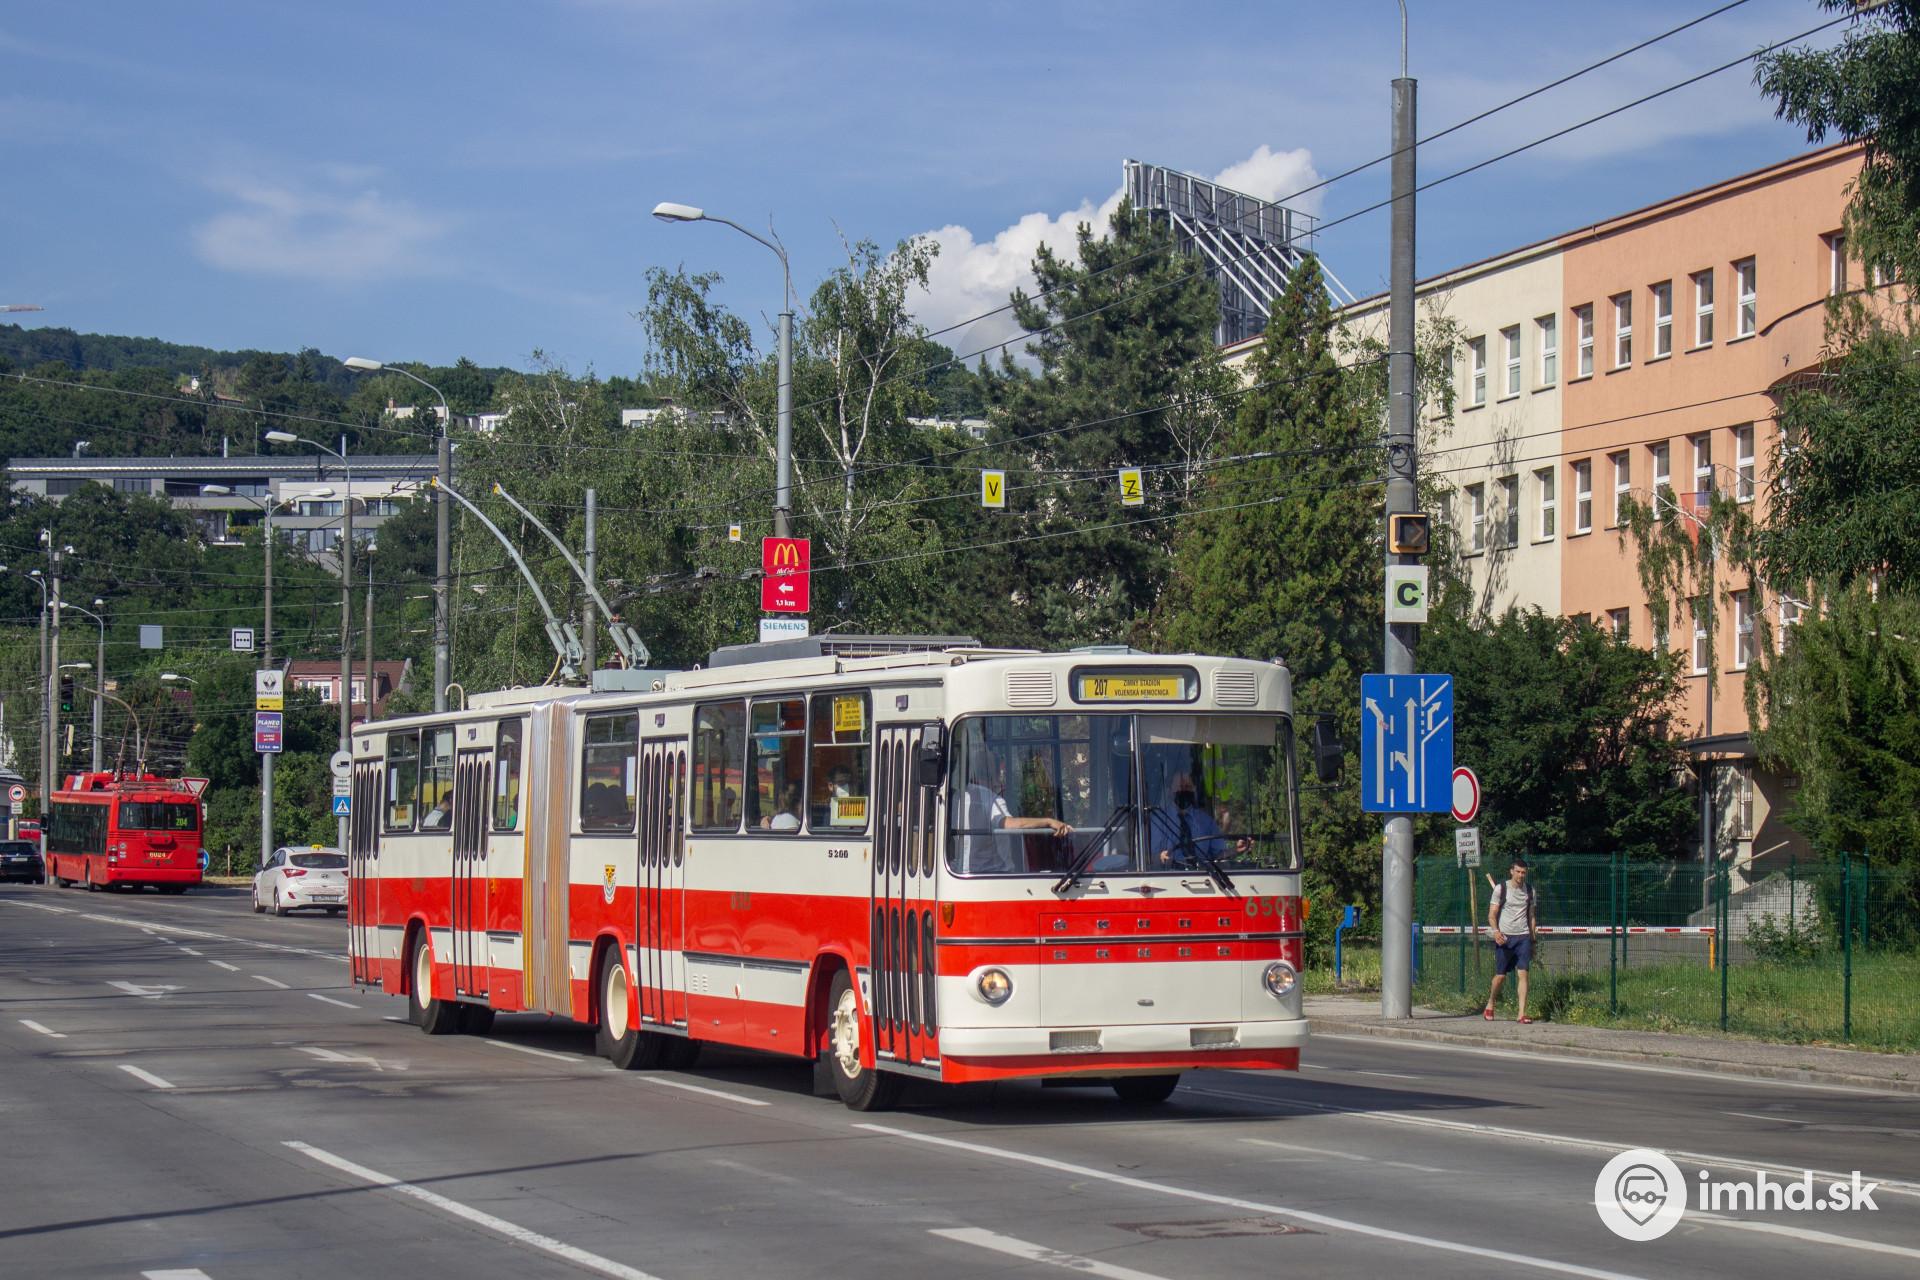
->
(1305, 943), (1381, 994)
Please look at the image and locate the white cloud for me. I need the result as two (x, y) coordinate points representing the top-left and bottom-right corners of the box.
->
(192, 173), (450, 282)
(913, 145), (1320, 361)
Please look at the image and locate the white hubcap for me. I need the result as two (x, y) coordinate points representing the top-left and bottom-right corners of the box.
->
(413, 940), (431, 1007)
(830, 987), (862, 1077)
(605, 961), (630, 1042)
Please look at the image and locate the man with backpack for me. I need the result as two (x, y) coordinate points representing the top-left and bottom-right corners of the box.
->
(1483, 856), (1539, 1023)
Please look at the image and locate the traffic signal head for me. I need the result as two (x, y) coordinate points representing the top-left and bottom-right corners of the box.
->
(1389, 512), (1431, 556)
(58, 674), (74, 714)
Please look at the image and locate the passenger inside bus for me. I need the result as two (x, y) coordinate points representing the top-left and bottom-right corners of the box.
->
(953, 748), (1071, 873)
(420, 793), (452, 829)
(759, 782), (802, 831)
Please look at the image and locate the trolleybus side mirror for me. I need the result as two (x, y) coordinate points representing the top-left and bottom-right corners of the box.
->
(1309, 718), (1344, 785)
(917, 726), (946, 788)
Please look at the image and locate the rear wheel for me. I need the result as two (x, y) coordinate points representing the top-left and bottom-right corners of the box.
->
(251, 887), (265, 914)
(826, 969), (902, 1112)
(1112, 1074), (1181, 1105)
(595, 949), (663, 1069)
(458, 1004), (495, 1035)
(661, 1037), (702, 1070)
(158, 885), (187, 896)
(409, 933), (459, 1035)
(326, 906), (343, 917)
(85, 865), (99, 892)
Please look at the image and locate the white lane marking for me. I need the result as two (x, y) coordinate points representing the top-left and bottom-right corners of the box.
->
(1302, 1063), (1420, 1080)
(1187, 1087), (1920, 1201)
(144, 1270), (214, 1279)
(381, 1015), (410, 1023)
(930, 1227), (1171, 1280)
(284, 1142), (664, 1280)
(252, 974), (291, 990)
(210, 961), (240, 972)
(108, 980), (179, 999)
(296, 1046), (404, 1073)
(1307, 1031), (1903, 1097)
(308, 993), (358, 1010)
(19, 1019), (66, 1038)
(0, 898), (347, 966)
(1689, 1211), (1920, 1261)
(1353, 1068), (1422, 1080)
(633, 1075), (772, 1107)
(484, 1039), (580, 1064)
(1242, 1136), (1447, 1174)
(118, 1064), (175, 1090)
(178, 947), (202, 956)
(860, 1125), (1649, 1280)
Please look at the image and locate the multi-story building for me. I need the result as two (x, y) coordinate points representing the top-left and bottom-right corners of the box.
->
(286, 658), (412, 722)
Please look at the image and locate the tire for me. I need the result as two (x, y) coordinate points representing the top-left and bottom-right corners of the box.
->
(273, 890), (289, 918)
(594, 948), (663, 1070)
(85, 866), (99, 892)
(661, 1037), (703, 1070)
(825, 969), (902, 1112)
(409, 933), (459, 1035)
(159, 885), (187, 896)
(458, 1003), (495, 1036)
(252, 888), (265, 914)
(326, 907), (343, 917)
(1112, 1074), (1181, 1105)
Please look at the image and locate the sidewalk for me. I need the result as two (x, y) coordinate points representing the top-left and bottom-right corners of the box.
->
(1304, 995), (1920, 1095)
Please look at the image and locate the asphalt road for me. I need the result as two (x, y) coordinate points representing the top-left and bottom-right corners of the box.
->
(3, 883), (1916, 1280)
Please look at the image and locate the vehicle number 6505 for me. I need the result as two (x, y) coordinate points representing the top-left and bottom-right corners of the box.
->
(1243, 896), (1284, 919)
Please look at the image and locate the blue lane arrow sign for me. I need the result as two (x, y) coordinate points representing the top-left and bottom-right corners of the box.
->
(1360, 673), (1454, 813)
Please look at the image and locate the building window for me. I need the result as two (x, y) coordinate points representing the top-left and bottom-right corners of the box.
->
(1693, 433), (1714, 497)
(1466, 482), (1486, 553)
(1535, 466), (1556, 539)
(1778, 594), (1806, 652)
(1693, 269), (1714, 346)
(1502, 326), (1521, 398)
(1692, 599), (1710, 675)
(1499, 475), (1519, 548)
(1575, 304), (1594, 377)
(1611, 452), (1631, 527)
(1651, 442), (1672, 507)
(1733, 589), (1756, 670)
(1572, 460), (1593, 534)
(1870, 259), (1892, 289)
(1734, 425), (1755, 502)
(1608, 608), (1630, 640)
(114, 477), (150, 495)
(1468, 337), (1487, 407)
(1613, 293), (1632, 367)
(1652, 281), (1672, 358)
(1827, 232), (1847, 295)
(1736, 258), (1757, 336)
(1537, 314), (1557, 386)
(1653, 613), (1670, 655)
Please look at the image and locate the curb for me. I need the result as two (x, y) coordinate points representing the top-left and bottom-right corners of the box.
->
(1313, 1017), (1920, 1096)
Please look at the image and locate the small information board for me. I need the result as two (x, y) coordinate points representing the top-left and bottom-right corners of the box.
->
(1454, 826), (1482, 868)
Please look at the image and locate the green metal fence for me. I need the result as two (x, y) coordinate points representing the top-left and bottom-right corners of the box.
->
(1407, 852), (1918, 1050)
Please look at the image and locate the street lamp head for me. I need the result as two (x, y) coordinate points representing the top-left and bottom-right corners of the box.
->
(28, 569), (42, 579)
(60, 661), (91, 671)
(264, 430), (299, 445)
(92, 597), (103, 608)
(343, 357), (384, 372)
(306, 486), (337, 499)
(652, 201), (705, 223)
(160, 672), (194, 684)
(200, 484), (233, 496)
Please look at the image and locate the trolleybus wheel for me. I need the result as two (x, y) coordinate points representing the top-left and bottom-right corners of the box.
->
(409, 933), (459, 1035)
(662, 1037), (702, 1070)
(1111, 1074), (1180, 1105)
(158, 885), (187, 895)
(85, 866), (99, 892)
(458, 1004), (495, 1035)
(825, 968), (901, 1112)
(594, 949), (663, 1070)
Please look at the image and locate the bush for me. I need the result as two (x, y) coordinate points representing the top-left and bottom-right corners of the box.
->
(1745, 911), (1827, 963)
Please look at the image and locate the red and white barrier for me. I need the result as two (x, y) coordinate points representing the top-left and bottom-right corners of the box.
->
(1418, 925), (1716, 936)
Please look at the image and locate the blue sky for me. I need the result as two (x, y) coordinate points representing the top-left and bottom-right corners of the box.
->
(0, 0), (1844, 378)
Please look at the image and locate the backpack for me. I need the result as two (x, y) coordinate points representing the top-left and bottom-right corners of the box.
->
(1492, 880), (1538, 933)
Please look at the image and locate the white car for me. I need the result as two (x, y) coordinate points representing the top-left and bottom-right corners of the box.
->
(253, 846), (348, 917)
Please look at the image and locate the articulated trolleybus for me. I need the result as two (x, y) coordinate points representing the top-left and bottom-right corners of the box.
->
(347, 638), (1308, 1110)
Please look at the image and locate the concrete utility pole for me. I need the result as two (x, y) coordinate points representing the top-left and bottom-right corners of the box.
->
(60, 600), (107, 772)
(47, 537), (64, 788)
(582, 489), (597, 674)
(365, 544), (376, 724)
(1381, 3), (1419, 1020)
(6, 565), (51, 812)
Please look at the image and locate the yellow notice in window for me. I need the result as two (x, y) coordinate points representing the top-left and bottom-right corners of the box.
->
(830, 795), (868, 825)
(833, 696), (865, 734)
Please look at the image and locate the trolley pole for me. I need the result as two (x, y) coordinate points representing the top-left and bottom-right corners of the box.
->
(583, 489), (597, 675)
(1380, 8), (1420, 1020)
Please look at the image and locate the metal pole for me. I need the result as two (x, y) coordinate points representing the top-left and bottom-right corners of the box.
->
(1842, 852), (1852, 1041)
(583, 488), (597, 674)
(262, 502), (275, 871)
(1380, 27), (1419, 1020)
(36, 581), (49, 808)
(775, 307), (794, 539)
(91, 611), (104, 772)
(435, 429), (451, 713)
(365, 548), (375, 722)
(338, 453), (352, 850)
(1719, 858), (1730, 1031)
(49, 552), (62, 787)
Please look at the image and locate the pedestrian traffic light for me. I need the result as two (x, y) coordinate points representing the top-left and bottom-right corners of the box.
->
(1389, 512), (1431, 555)
(58, 674), (74, 714)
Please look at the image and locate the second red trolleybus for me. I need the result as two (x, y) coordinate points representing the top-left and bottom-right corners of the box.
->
(46, 772), (204, 893)
(347, 637), (1309, 1110)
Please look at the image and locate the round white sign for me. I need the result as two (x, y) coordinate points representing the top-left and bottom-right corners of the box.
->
(1451, 766), (1481, 824)
(329, 749), (353, 780)
(7, 784), (23, 803)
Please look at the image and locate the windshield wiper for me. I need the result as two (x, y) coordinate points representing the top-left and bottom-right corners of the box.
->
(1053, 803), (1133, 895)
(1145, 805), (1238, 895)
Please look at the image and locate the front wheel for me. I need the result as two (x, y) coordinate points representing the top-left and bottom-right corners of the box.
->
(1112, 1074), (1181, 1105)
(825, 969), (902, 1112)
(273, 891), (289, 918)
(595, 949), (663, 1070)
(409, 933), (459, 1035)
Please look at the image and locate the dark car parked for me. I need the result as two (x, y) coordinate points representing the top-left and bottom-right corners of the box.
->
(0, 838), (45, 884)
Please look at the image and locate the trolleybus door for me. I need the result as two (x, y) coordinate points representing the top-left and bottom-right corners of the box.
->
(871, 723), (939, 1067)
(451, 748), (492, 997)
(349, 758), (381, 984)
(636, 737), (688, 1028)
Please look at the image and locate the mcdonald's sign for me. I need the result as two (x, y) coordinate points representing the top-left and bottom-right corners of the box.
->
(761, 536), (811, 614)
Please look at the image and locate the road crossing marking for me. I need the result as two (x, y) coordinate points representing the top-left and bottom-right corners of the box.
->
(284, 1142), (665, 1280)
(858, 1124), (1653, 1280)
(18, 1019), (65, 1038)
(296, 1045), (405, 1073)
(252, 974), (291, 989)
(930, 1227), (1171, 1280)
(308, 993), (358, 1009)
(107, 980), (180, 999)
(117, 1064), (175, 1090)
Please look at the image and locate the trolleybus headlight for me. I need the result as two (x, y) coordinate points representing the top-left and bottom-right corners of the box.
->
(975, 968), (1014, 1006)
(1262, 960), (1299, 998)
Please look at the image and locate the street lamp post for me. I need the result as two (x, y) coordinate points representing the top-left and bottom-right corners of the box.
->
(265, 430), (353, 848)
(652, 201), (793, 539)
(67, 665), (143, 774)
(60, 599), (108, 772)
(43, 535), (73, 790)
(345, 358), (452, 713)
(2, 564), (49, 829)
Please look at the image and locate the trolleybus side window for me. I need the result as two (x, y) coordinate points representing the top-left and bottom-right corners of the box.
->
(48, 803), (107, 854)
(385, 732), (420, 831)
(419, 728), (455, 830)
(748, 697), (806, 834)
(691, 701), (746, 831)
(808, 691), (871, 832)
(580, 712), (638, 832)
(493, 717), (524, 831)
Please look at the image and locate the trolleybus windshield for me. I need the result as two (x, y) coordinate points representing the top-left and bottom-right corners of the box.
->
(118, 801), (199, 832)
(947, 713), (1295, 877)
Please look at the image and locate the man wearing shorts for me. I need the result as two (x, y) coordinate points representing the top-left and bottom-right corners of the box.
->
(1483, 856), (1538, 1023)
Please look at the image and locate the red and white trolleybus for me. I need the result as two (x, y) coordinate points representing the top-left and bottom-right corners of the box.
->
(347, 637), (1309, 1109)
(46, 772), (205, 893)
